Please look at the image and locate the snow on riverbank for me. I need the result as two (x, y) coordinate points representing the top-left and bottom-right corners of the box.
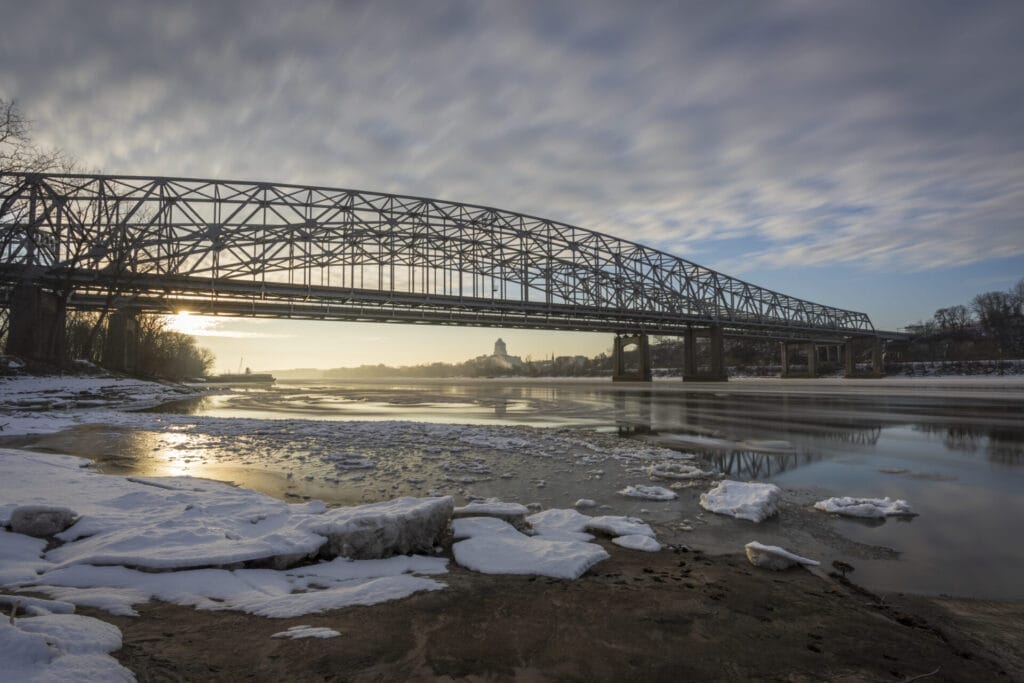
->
(1, 448), (664, 628)
(0, 375), (202, 435)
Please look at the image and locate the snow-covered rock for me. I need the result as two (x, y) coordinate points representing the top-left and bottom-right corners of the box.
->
(699, 480), (782, 522)
(617, 485), (678, 501)
(744, 541), (819, 570)
(9, 506), (78, 537)
(308, 496), (454, 560)
(813, 496), (916, 518)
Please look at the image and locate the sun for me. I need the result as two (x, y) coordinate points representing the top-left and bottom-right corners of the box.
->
(165, 311), (214, 336)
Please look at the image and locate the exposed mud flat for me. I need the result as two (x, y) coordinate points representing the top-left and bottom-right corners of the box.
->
(91, 547), (1021, 682)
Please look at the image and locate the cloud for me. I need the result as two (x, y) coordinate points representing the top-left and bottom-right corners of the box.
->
(2, 0), (1022, 279)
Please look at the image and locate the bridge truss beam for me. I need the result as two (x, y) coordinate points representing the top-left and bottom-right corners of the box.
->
(1, 173), (875, 339)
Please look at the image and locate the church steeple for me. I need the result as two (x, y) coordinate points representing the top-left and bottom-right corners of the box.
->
(493, 338), (508, 357)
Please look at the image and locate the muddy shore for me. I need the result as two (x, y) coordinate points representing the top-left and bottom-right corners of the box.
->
(78, 543), (1022, 682)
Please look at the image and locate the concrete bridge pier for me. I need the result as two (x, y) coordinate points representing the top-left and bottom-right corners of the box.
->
(844, 336), (884, 378)
(4, 284), (66, 363)
(102, 310), (141, 373)
(612, 333), (652, 382)
(682, 325), (727, 381)
(780, 341), (817, 378)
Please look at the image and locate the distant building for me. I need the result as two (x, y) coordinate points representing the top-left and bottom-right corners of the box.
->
(494, 338), (508, 357)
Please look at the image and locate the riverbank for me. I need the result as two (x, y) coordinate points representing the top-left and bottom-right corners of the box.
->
(2, 374), (1023, 679)
(82, 550), (1022, 681)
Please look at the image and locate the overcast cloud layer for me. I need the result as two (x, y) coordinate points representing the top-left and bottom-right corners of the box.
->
(2, 0), (1022, 277)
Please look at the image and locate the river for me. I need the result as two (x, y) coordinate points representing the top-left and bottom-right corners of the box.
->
(16, 376), (1024, 601)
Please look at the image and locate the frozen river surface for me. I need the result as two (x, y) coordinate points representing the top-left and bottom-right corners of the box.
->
(11, 377), (1024, 601)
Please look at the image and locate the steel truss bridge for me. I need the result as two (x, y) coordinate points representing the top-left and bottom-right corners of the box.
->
(0, 173), (874, 339)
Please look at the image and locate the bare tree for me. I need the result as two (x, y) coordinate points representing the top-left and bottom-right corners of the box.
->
(0, 98), (64, 174)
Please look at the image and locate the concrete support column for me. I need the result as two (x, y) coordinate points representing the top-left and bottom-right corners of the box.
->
(611, 333), (651, 382)
(870, 337), (883, 378)
(682, 325), (728, 382)
(683, 328), (697, 378)
(844, 336), (885, 378)
(102, 311), (140, 373)
(780, 341), (817, 378)
(5, 284), (66, 363)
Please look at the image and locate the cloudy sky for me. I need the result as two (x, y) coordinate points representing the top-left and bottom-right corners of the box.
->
(2, 0), (1022, 370)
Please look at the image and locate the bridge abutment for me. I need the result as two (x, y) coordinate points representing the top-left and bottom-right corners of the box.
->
(612, 333), (652, 382)
(682, 325), (727, 382)
(5, 284), (66, 364)
(101, 311), (140, 373)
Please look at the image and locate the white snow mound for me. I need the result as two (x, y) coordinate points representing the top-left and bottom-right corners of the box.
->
(699, 480), (781, 522)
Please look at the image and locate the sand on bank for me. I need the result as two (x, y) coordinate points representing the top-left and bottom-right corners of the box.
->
(76, 544), (1022, 682)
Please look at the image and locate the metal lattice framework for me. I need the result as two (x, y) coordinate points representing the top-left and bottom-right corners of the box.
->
(0, 173), (873, 338)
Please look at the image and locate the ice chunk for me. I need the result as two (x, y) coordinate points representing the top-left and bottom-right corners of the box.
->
(452, 499), (529, 528)
(813, 496), (916, 518)
(453, 533), (608, 579)
(9, 505), (78, 537)
(744, 541), (819, 570)
(271, 625), (341, 639)
(612, 535), (662, 552)
(0, 594), (75, 617)
(16, 613), (122, 655)
(585, 515), (656, 538)
(617, 485), (677, 501)
(227, 575), (446, 618)
(648, 463), (715, 480)
(573, 499), (597, 508)
(0, 613), (133, 682)
(305, 496), (454, 559)
(451, 517), (522, 540)
(699, 480), (781, 522)
(526, 509), (594, 541)
(0, 529), (52, 585)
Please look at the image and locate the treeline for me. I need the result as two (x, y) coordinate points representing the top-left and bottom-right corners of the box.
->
(63, 312), (214, 380)
(901, 278), (1024, 361)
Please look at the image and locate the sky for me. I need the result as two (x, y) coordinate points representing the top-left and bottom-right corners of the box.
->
(2, 0), (1022, 371)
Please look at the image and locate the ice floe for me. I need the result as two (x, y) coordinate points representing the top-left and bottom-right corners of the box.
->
(813, 496), (916, 518)
(617, 485), (678, 501)
(744, 541), (819, 570)
(699, 480), (782, 522)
